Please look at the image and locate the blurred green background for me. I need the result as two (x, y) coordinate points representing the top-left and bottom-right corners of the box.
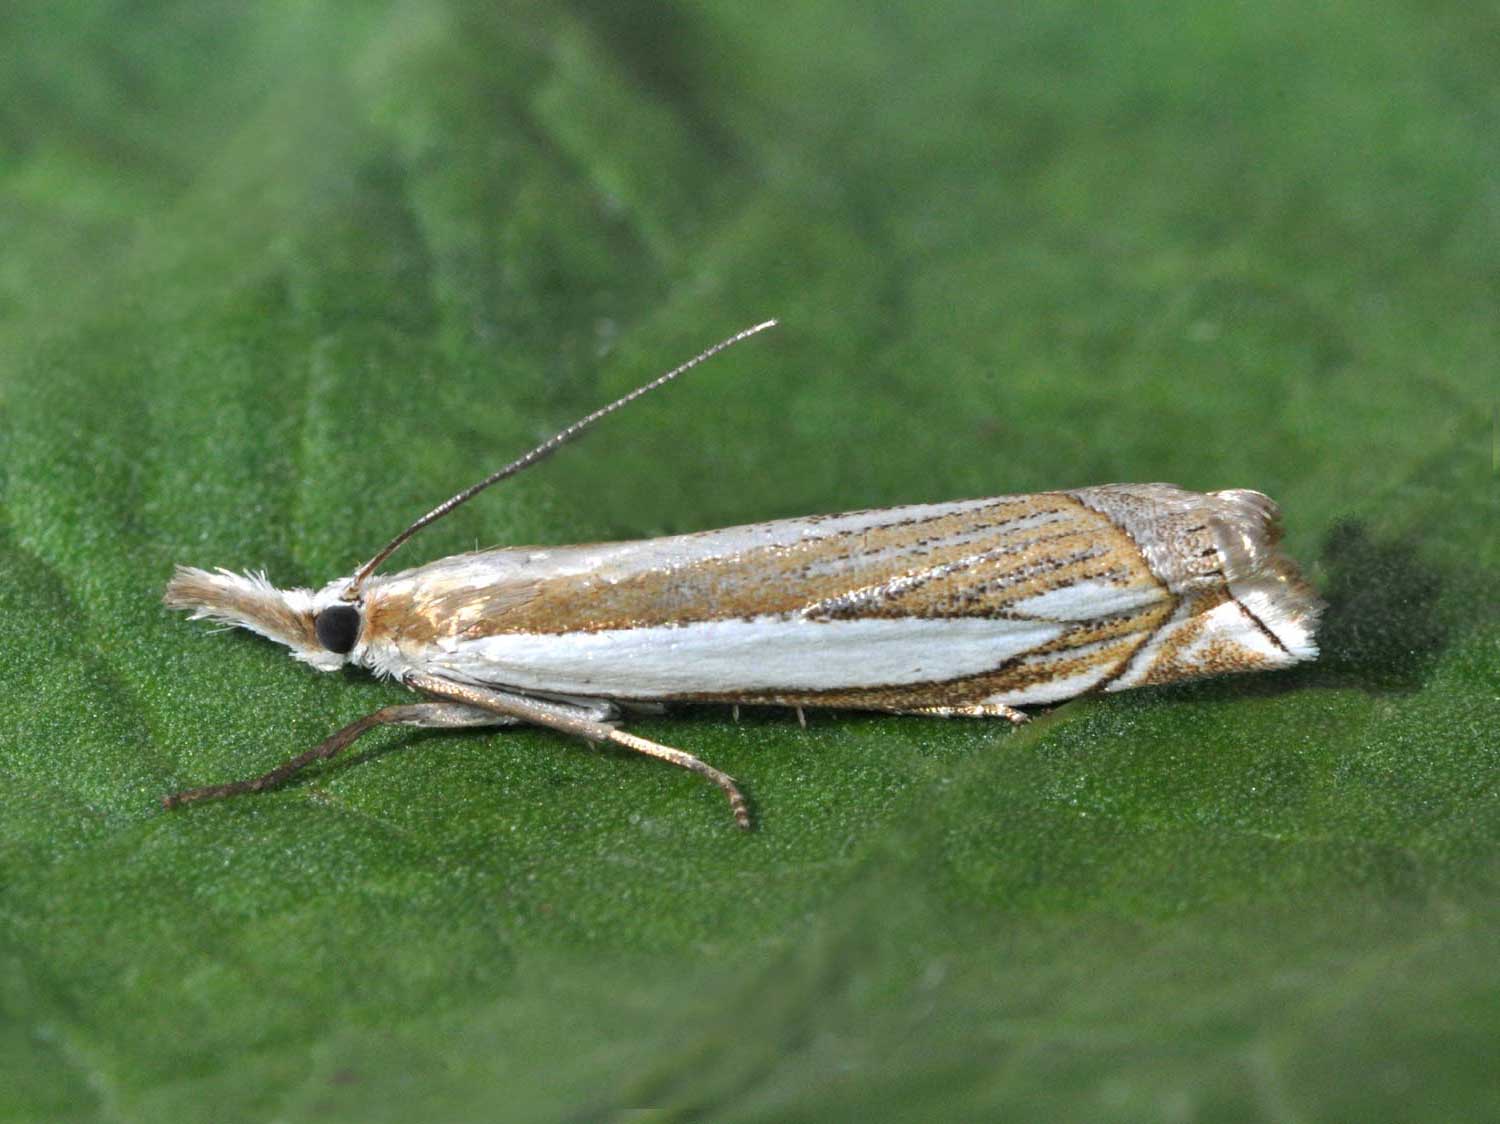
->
(2, 2), (1496, 1120)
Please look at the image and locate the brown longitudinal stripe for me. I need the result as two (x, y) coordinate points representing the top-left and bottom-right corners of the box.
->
(783, 499), (1066, 567)
(806, 531), (1114, 620)
(784, 510), (1081, 582)
(378, 493), (1143, 640)
(1025, 601), (1177, 657)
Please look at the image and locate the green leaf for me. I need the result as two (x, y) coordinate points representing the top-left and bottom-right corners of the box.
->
(2, 2), (1496, 1120)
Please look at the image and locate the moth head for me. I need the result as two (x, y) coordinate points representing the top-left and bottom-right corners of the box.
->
(164, 566), (362, 671)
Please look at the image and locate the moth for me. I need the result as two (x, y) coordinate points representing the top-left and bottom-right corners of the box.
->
(164, 320), (1322, 828)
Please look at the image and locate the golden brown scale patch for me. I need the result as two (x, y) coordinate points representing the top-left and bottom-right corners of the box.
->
(806, 523), (1152, 620)
(364, 576), (539, 652)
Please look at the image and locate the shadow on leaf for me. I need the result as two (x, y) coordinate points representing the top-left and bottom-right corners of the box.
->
(1308, 519), (1448, 693)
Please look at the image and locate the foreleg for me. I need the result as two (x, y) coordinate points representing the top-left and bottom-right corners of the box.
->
(162, 702), (512, 809)
(405, 672), (750, 830)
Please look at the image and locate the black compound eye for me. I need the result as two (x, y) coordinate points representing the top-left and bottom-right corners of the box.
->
(314, 604), (361, 654)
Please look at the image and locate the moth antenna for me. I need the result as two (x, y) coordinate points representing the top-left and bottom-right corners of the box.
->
(346, 319), (779, 595)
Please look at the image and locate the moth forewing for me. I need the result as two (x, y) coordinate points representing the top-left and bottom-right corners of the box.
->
(349, 483), (1319, 710)
(163, 322), (1322, 829)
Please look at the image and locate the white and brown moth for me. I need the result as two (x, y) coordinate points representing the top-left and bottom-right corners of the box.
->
(165, 320), (1322, 828)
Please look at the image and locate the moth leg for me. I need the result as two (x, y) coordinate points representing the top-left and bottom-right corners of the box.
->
(619, 700), (668, 717)
(893, 703), (1030, 724)
(405, 672), (751, 830)
(534, 693), (622, 723)
(162, 702), (512, 809)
